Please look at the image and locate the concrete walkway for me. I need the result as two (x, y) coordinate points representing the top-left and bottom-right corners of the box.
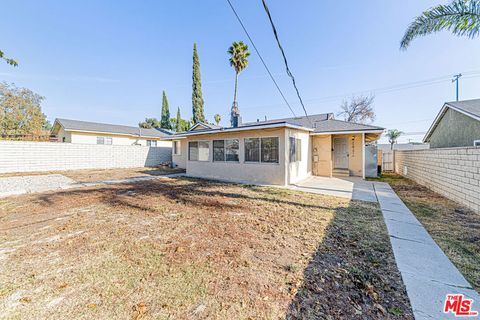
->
(290, 176), (377, 202)
(374, 182), (480, 320)
(0, 173), (185, 198)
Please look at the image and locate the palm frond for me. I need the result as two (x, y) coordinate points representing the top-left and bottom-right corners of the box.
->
(400, 0), (480, 49)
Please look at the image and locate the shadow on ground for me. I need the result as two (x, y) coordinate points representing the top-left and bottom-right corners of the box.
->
(286, 199), (414, 319)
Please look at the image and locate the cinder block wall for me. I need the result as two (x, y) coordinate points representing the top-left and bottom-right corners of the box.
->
(0, 141), (172, 173)
(395, 147), (480, 212)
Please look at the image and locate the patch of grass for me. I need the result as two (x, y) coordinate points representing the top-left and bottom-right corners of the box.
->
(0, 178), (412, 319)
(372, 173), (480, 291)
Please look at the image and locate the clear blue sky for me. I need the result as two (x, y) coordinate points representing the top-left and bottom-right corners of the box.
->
(1, 0), (480, 143)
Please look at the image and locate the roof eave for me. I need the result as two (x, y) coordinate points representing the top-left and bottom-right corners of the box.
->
(310, 129), (384, 135)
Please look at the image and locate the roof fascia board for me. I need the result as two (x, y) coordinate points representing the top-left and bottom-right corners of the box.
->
(64, 129), (165, 139)
(310, 130), (384, 135)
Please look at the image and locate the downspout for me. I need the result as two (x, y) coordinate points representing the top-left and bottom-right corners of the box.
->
(362, 133), (365, 179)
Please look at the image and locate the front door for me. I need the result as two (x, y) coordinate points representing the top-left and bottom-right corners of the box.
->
(333, 137), (348, 169)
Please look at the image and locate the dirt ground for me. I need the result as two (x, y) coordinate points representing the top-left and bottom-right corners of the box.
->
(0, 177), (412, 319)
(0, 166), (184, 183)
(371, 173), (480, 291)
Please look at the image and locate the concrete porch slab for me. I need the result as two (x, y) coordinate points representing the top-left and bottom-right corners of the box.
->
(289, 176), (377, 202)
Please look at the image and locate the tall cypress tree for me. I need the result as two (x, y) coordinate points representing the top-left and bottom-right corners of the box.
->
(160, 91), (171, 129)
(192, 43), (205, 124)
(176, 107), (182, 132)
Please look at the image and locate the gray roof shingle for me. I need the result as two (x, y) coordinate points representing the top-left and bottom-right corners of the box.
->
(55, 118), (172, 138)
(446, 99), (480, 119)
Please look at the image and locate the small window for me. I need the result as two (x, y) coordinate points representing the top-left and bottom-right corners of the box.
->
(147, 140), (157, 147)
(173, 141), (181, 155)
(213, 139), (239, 162)
(225, 139), (239, 162)
(189, 141), (209, 161)
(474, 140), (480, 147)
(245, 138), (260, 162)
(213, 140), (225, 161)
(97, 136), (112, 145)
(261, 137), (279, 163)
(289, 137), (302, 162)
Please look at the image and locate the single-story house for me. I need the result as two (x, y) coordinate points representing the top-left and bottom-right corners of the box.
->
(167, 113), (384, 185)
(51, 118), (172, 147)
(424, 99), (480, 148)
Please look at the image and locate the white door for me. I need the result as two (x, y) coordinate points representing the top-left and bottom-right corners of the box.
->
(333, 137), (348, 169)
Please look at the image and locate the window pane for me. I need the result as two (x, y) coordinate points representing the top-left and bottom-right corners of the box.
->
(173, 141), (179, 154)
(96, 137), (104, 145)
(105, 137), (112, 145)
(296, 138), (302, 161)
(245, 138), (260, 162)
(189, 141), (198, 161)
(152, 140), (157, 147)
(147, 140), (151, 146)
(289, 137), (295, 162)
(261, 137), (279, 163)
(225, 139), (239, 162)
(213, 140), (225, 161)
(198, 141), (209, 161)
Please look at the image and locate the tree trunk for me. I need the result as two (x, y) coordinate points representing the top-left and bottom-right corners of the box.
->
(233, 72), (238, 108)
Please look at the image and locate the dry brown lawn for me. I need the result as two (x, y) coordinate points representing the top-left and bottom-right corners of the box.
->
(0, 166), (184, 182)
(0, 177), (412, 319)
(371, 173), (480, 292)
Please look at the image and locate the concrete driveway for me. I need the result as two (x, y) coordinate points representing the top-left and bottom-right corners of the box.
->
(289, 176), (377, 202)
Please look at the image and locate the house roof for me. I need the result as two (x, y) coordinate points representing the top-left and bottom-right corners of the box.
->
(310, 119), (384, 134)
(423, 99), (480, 142)
(167, 113), (384, 139)
(53, 118), (172, 138)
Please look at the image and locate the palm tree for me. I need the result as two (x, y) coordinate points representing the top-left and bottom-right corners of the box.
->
(400, 0), (480, 49)
(214, 114), (221, 126)
(228, 41), (250, 126)
(386, 129), (403, 150)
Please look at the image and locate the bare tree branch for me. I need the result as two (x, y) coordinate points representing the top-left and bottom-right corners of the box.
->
(337, 95), (375, 124)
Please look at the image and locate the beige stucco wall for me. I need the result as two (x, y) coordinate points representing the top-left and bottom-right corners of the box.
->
(172, 139), (187, 169)
(346, 134), (363, 177)
(286, 128), (312, 184)
(311, 133), (364, 177)
(312, 135), (332, 177)
(68, 131), (171, 147)
(184, 128), (288, 185)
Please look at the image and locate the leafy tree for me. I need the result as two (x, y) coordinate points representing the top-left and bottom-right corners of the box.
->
(0, 50), (18, 66)
(400, 0), (480, 49)
(160, 91), (172, 129)
(139, 118), (160, 128)
(386, 129), (403, 150)
(337, 95), (375, 124)
(214, 113), (221, 126)
(192, 43), (205, 124)
(228, 41), (250, 126)
(0, 82), (48, 138)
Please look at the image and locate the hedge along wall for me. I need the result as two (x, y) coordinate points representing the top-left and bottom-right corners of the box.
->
(0, 141), (172, 173)
(394, 147), (480, 212)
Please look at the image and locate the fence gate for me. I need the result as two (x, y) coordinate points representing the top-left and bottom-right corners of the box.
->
(382, 150), (394, 172)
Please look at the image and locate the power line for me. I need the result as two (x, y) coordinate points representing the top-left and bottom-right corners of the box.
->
(225, 0), (297, 117)
(261, 0), (310, 120)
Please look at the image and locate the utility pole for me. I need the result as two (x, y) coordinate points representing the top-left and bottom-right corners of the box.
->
(452, 73), (462, 101)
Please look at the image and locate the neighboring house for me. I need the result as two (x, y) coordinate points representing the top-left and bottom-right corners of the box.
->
(168, 113), (384, 185)
(51, 118), (172, 147)
(424, 99), (480, 148)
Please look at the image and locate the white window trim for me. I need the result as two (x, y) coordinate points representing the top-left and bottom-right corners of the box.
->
(244, 136), (280, 164)
(189, 140), (210, 162)
(474, 139), (480, 147)
(96, 136), (112, 145)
